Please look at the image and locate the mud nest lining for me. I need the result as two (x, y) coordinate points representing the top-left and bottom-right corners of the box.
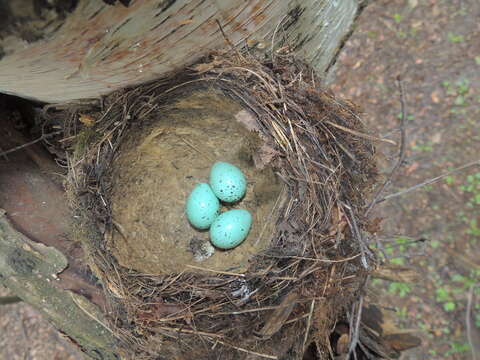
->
(62, 49), (380, 360)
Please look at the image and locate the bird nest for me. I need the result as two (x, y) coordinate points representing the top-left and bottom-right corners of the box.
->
(62, 49), (380, 359)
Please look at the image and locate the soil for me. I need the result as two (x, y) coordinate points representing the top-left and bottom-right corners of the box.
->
(331, 0), (480, 358)
(109, 89), (282, 274)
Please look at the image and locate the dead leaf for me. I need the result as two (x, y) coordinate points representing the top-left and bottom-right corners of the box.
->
(79, 114), (95, 127)
(431, 132), (442, 144)
(408, 0), (418, 8)
(328, 206), (347, 236)
(353, 60), (362, 69)
(336, 334), (349, 354)
(137, 299), (184, 324)
(365, 217), (383, 234)
(256, 292), (299, 339)
(234, 109), (259, 132)
(372, 264), (419, 283)
(405, 161), (420, 175)
(253, 143), (280, 170)
(192, 59), (222, 74)
(383, 333), (421, 351)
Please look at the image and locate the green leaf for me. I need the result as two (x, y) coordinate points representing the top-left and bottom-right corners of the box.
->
(446, 343), (470, 355)
(389, 282), (412, 297)
(444, 301), (456, 311)
(454, 95), (465, 106)
(430, 240), (440, 249)
(444, 175), (455, 185)
(391, 257), (405, 265)
(448, 33), (465, 43)
(456, 79), (470, 94)
(436, 287), (450, 302)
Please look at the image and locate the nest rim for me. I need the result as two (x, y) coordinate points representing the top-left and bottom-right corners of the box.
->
(58, 49), (380, 360)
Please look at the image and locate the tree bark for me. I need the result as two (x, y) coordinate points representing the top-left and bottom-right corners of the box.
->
(0, 212), (121, 360)
(0, 0), (361, 103)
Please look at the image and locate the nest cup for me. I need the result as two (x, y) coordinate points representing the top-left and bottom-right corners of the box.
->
(65, 51), (378, 359)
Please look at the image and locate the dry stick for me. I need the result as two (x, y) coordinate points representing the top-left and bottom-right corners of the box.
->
(324, 120), (396, 145)
(302, 299), (315, 353)
(379, 159), (480, 203)
(0, 296), (22, 305)
(343, 203), (371, 269)
(347, 295), (364, 360)
(466, 284), (479, 360)
(156, 326), (222, 339)
(365, 76), (407, 216)
(186, 265), (245, 277)
(0, 130), (63, 158)
(69, 292), (116, 336)
(270, 14), (288, 65)
(215, 339), (278, 360)
(215, 19), (244, 61)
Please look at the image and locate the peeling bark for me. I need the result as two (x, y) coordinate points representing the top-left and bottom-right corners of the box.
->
(0, 0), (360, 102)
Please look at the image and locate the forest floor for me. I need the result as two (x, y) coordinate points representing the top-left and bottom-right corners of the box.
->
(332, 0), (480, 358)
(0, 0), (479, 359)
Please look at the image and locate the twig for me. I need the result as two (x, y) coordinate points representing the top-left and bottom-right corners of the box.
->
(0, 295), (22, 305)
(365, 76), (407, 216)
(217, 303), (297, 316)
(156, 326), (222, 338)
(324, 120), (396, 145)
(271, 14), (288, 64)
(0, 130), (62, 158)
(302, 299), (315, 352)
(70, 292), (115, 336)
(343, 203), (372, 269)
(186, 265), (245, 277)
(215, 339), (278, 359)
(267, 253), (361, 263)
(466, 284), (478, 360)
(347, 295), (364, 360)
(215, 19), (243, 60)
(378, 159), (480, 203)
(284, 313), (309, 325)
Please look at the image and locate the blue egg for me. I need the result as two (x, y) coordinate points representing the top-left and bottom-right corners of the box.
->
(186, 183), (220, 229)
(210, 209), (252, 249)
(209, 162), (247, 203)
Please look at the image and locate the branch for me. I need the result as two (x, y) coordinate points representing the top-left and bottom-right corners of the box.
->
(466, 284), (479, 360)
(379, 160), (480, 203)
(365, 76), (407, 216)
(0, 295), (22, 305)
(0, 131), (62, 158)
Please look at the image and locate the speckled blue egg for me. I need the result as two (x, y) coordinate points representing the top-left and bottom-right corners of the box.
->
(209, 162), (247, 203)
(210, 209), (252, 249)
(186, 183), (220, 230)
